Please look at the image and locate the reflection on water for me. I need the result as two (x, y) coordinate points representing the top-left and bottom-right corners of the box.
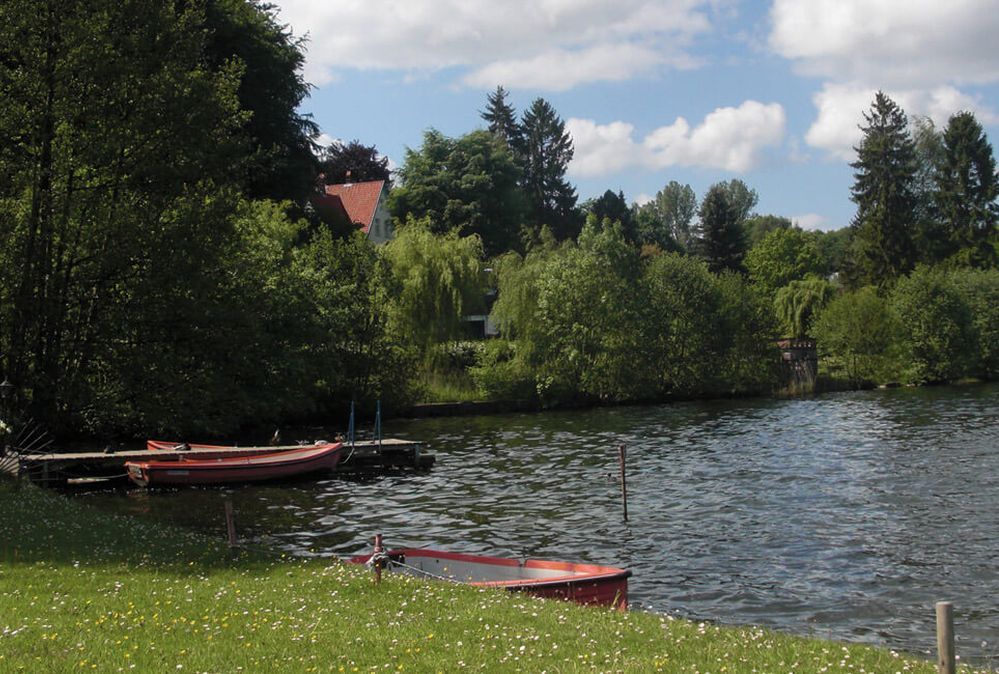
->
(78, 383), (999, 663)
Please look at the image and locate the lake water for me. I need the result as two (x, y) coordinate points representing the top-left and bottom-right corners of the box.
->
(77, 383), (999, 665)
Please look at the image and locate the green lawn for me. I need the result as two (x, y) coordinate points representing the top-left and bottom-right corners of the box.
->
(0, 480), (985, 673)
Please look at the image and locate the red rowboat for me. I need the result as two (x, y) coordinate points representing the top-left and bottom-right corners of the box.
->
(350, 547), (631, 610)
(125, 442), (343, 487)
(146, 439), (231, 451)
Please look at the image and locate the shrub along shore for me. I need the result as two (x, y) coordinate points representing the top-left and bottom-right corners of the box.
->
(1, 480), (988, 673)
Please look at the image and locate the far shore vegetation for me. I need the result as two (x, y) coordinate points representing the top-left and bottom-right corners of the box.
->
(0, 1), (996, 446)
(2, 479), (992, 673)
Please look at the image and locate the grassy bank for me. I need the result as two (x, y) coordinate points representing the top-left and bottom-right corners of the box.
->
(0, 480), (985, 673)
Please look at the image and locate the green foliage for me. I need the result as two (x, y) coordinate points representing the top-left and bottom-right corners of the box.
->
(889, 266), (975, 384)
(520, 98), (581, 241)
(204, 0), (318, 202)
(583, 190), (638, 242)
(745, 228), (824, 297)
(694, 183), (747, 273)
(850, 91), (918, 287)
(811, 227), (852, 278)
(640, 253), (726, 395)
(320, 139), (392, 186)
(910, 116), (951, 265)
(389, 129), (526, 256)
(774, 277), (835, 338)
(531, 219), (644, 402)
(935, 111), (999, 269)
(714, 271), (780, 393)
(480, 85), (522, 152)
(812, 288), (898, 385)
(635, 180), (697, 251)
(469, 340), (537, 400)
(716, 179), (759, 222)
(0, 0), (248, 430)
(950, 268), (999, 379)
(381, 219), (486, 363)
(295, 227), (417, 414)
(743, 214), (792, 249)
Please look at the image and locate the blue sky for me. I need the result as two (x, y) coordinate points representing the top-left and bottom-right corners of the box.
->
(274, 0), (999, 232)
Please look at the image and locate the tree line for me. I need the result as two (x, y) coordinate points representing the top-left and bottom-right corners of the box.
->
(0, 3), (995, 439)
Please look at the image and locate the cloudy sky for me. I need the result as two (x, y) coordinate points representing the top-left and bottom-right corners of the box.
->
(273, 0), (999, 231)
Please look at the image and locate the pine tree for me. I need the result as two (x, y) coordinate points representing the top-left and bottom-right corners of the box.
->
(480, 86), (522, 152)
(849, 91), (918, 287)
(520, 98), (580, 240)
(935, 111), (999, 269)
(694, 184), (746, 273)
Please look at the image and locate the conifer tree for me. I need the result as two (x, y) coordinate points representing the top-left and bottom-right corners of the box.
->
(520, 98), (580, 240)
(480, 86), (522, 152)
(694, 184), (746, 273)
(935, 111), (999, 268)
(849, 92), (918, 287)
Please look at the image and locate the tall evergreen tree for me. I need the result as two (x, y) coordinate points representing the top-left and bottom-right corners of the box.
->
(520, 98), (580, 240)
(910, 116), (949, 265)
(694, 184), (746, 273)
(849, 91), (918, 287)
(480, 86), (522, 152)
(935, 111), (999, 269)
(583, 190), (637, 242)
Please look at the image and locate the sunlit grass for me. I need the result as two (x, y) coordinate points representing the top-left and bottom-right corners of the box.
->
(0, 479), (989, 673)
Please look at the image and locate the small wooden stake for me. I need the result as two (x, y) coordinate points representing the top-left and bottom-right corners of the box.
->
(618, 444), (628, 521)
(936, 601), (955, 674)
(224, 500), (238, 551)
(373, 533), (384, 584)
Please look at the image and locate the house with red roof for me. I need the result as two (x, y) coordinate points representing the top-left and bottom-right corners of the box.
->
(311, 178), (393, 243)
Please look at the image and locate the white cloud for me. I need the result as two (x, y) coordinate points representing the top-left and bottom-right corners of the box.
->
(567, 100), (786, 176)
(791, 213), (830, 231)
(771, 1), (999, 162)
(272, 0), (712, 89)
(805, 83), (999, 160)
(770, 0), (999, 87)
(633, 193), (655, 207)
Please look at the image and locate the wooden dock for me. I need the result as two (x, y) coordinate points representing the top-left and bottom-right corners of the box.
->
(6, 439), (434, 487)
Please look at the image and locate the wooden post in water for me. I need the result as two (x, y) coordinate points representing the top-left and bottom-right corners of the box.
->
(373, 533), (384, 584)
(618, 444), (628, 521)
(224, 500), (238, 551)
(936, 601), (955, 674)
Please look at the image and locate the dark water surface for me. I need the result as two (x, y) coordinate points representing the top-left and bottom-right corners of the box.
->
(77, 383), (999, 664)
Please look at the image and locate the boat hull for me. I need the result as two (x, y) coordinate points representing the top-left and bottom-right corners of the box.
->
(126, 442), (343, 487)
(351, 548), (630, 610)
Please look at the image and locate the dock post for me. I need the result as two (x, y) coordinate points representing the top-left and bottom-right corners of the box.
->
(224, 500), (238, 553)
(373, 533), (384, 584)
(936, 601), (955, 674)
(348, 401), (355, 449)
(618, 444), (628, 521)
(375, 400), (382, 451)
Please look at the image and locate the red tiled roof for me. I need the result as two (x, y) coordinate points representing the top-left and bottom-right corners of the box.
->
(323, 180), (385, 235)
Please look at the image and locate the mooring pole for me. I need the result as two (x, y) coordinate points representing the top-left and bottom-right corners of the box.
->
(375, 400), (382, 451)
(618, 444), (628, 521)
(373, 533), (384, 584)
(224, 500), (238, 551)
(348, 400), (355, 448)
(936, 601), (955, 674)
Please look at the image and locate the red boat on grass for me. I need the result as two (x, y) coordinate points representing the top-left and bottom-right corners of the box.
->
(351, 546), (631, 610)
(125, 441), (343, 487)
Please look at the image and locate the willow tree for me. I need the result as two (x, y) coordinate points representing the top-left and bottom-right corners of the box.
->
(380, 218), (486, 363)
